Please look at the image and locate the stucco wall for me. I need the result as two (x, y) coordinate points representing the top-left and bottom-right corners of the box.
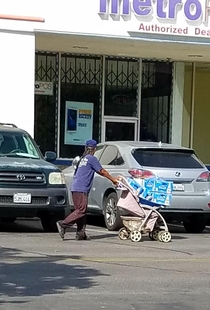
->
(182, 64), (191, 148)
(171, 62), (184, 146)
(0, 31), (35, 136)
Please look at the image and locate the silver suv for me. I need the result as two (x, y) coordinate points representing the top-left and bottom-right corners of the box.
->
(64, 141), (210, 233)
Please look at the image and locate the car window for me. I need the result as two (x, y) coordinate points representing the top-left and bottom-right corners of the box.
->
(94, 145), (104, 159)
(116, 153), (124, 165)
(99, 146), (124, 165)
(0, 133), (3, 145)
(22, 135), (40, 157)
(0, 132), (41, 159)
(131, 148), (204, 169)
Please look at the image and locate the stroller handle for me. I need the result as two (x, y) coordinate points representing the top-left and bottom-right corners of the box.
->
(116, 177), (135, 192)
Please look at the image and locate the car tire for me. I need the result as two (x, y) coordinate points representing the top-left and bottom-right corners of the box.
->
(183, 216), (206, 233)
(0, 217), (17, 223)
(103, 192), (122, 231)
(41, 212), (64, 232)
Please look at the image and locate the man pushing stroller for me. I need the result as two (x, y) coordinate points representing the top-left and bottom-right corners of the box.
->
(56, 139), (119, 241)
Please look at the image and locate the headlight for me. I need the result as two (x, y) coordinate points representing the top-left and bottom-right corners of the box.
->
(49, 172), (66, 185)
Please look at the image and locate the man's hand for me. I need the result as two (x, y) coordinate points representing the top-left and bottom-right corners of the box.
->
(112, 177), (119, 185)
(98, 169), (120, 185)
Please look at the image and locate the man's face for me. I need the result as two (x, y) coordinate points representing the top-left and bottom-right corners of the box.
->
(85, 146), (97, 154)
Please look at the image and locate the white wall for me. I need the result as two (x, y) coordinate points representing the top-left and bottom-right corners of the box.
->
(0, 0), (210, 39)
(171, 62), (184, 146)
(0, 31), (35, 136)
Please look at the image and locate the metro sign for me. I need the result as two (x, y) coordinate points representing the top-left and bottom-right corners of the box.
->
(99, 0), (210, 24)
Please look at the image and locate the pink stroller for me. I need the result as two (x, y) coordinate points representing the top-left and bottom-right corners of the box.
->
(117, 177), (172, 243)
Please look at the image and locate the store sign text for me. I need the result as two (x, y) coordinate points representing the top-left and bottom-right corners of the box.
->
(99, 0), (210, 24)
(35, 81), (53, 96)
(138, 22), (210, 35)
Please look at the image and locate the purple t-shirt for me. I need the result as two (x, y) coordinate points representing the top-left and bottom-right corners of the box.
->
(71, 154), (103, 194)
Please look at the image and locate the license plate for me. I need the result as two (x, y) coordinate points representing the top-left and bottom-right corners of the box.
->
(173, 184), (184, 191)
(13, 193), (31, 204)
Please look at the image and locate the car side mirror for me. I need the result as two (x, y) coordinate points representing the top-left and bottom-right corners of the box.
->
(45, 151), (56, 162)
(72, 156), (80, 169)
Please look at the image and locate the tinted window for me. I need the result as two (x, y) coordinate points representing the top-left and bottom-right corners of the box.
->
(116, 154), (124, 165)
(100, 146), (124, 165)
(94, 145), (104, 159)
(132, 149), (204, 169)
(0, 132), (41, 159)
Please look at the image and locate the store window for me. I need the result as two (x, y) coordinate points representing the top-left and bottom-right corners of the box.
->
(60, 55), (102, 158)
(105, 121), (135, 141)
(34, 52), (58, 154)
(141, 61), (173, 143)
(104, 57), (138, 117)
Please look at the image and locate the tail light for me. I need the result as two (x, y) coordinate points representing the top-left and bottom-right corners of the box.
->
(196, 171), (210, 182)
(128, 168), (155, 179)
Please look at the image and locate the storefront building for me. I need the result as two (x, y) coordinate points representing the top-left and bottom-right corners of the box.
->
(1, 0), (210, 162)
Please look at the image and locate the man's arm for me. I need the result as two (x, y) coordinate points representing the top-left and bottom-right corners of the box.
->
(97, 168), (118, 185)
(90, 156), (118, 184)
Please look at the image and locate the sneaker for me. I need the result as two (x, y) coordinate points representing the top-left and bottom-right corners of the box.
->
(56, 222), (65, 240)
(75, 234), (91, 241)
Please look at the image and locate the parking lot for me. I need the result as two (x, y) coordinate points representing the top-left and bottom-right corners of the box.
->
(0, 219), (210, 310)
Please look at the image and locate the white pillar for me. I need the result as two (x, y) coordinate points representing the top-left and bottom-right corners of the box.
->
(171, 62), (184, 146)
(0, 31), (35, 137)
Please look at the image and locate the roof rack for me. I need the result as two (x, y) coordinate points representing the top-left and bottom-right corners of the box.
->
(0, 123), (18, 128)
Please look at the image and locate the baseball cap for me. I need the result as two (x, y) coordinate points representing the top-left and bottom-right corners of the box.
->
(85, 139), (97, 147)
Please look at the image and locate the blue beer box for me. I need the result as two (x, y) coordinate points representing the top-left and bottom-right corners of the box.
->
(155, 180), (173, 194)
(138, 187), (150, 199)
(143, 178), (173, 194)
(150, 192), (172, 206)
(127, 178), (145, 196)
(140, 192), (172, 207)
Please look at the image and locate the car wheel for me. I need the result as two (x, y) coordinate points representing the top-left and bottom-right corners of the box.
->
(103, 192), (122, 231)
(183, 216), (206, 233)
(0, 217), (17, 223)
(41, 212), (64, 232)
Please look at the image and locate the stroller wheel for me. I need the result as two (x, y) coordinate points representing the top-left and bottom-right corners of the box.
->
(158, 231), (164, 242)
(118, 227), (130, 240)
(130, 230), (142, 242)
(151, 229), (159, 241)
(159, 231), (172, 243)
(149, 232), (156, 240)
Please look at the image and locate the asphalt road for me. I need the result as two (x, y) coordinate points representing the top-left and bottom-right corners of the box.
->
(0, 219), (210, 310)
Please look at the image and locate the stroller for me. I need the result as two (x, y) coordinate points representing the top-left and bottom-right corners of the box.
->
(116, 176), (172, 243)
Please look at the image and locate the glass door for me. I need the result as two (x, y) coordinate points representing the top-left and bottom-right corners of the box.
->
(102, 57), (138, 143)
(103, 119), (137, 142)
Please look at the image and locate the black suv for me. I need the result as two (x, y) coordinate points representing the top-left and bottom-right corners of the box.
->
(0, 123), (69, 231)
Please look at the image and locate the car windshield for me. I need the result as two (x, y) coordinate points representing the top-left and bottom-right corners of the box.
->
(0, 132), (41, 159)
(131, 148), (204, 169)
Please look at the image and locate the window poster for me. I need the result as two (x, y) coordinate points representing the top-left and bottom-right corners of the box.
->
(64, 101), (94, 146)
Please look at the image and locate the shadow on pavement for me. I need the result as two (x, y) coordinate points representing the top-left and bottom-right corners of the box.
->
(0, 219), (43, 233)
(89, 233), (117, 240)
(0, 215), (106, 233)
(0, 216), (210, 237)
(63, 233), (117, 241)
(0, 246), (107, 302)
(87, 214), (106, 227)
(168, 224), (210, 234)
(0, 300), (29, 306)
